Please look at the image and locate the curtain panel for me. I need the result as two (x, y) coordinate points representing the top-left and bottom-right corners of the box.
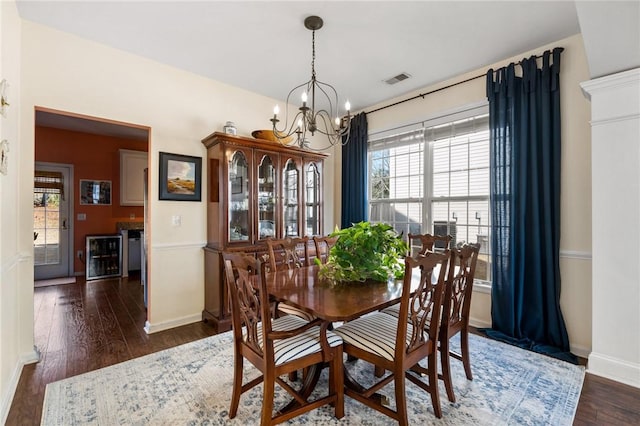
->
(485, 48), (575, 363)
(341, 112), (368, 229)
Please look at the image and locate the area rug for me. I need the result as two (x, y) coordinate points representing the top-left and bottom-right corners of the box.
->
(41, 331), (584, 425)
(34, 276), (76, 288)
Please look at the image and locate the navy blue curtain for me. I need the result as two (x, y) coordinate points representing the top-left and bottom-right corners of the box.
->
(341, 112), (368, 228)
(485, 48), (575, 363)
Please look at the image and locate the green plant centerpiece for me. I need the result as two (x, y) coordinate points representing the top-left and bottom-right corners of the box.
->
(317, 221), (408, 283)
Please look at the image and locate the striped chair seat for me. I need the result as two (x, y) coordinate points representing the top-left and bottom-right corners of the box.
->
(252, 315), (343, 366)
(277, 303), (317, 322)
(333, 312), (414, 361)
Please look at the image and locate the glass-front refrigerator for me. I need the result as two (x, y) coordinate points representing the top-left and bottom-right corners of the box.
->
(86, 234), (122, 280)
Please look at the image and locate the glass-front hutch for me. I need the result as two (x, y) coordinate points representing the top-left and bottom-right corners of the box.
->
(201, 132), (326, 331)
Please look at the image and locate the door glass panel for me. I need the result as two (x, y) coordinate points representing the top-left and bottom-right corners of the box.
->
(228, 151), (250, 241)
(33, 192), (61, 265)
(305, 163), (320, 236)
(258, 154), (276, 240)
(283, 159), (299, 237)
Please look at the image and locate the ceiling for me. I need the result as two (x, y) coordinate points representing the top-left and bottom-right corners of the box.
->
(15, 1), (638, 137)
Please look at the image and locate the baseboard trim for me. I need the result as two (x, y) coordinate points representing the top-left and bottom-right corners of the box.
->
(469, 318), (491, 329)
(1, 348), (40, 425)
(570, 344), (591, 360)
(588, 351), (640, 388)
(144, 313), (202, 334)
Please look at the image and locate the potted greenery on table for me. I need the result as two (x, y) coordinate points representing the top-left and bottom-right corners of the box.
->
(317, 221), (408, 283)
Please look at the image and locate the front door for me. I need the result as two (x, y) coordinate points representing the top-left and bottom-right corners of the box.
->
(34, 163), (72, 280)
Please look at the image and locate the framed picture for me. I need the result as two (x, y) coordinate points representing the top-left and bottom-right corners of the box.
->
(159, 152), (202, 201)
(80, 179), (112, 205)
(231, 176), (243, 194)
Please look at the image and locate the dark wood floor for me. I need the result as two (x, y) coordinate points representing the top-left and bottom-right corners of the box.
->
(6, 274), (640, 425)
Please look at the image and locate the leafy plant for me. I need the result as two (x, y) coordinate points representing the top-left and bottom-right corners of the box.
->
(317, 221), (408, 283)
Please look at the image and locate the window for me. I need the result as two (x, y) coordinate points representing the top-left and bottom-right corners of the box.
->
(368, 105), (491, 283)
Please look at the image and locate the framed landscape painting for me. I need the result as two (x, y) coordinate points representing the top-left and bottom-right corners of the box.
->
(159, 152), (202, 201)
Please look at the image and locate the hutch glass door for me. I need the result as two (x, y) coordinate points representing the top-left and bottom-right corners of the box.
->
(305, 162), (320, 236)
(257, 154), (276, 240)
(228, 151), (250, 242)
(283, 159), (299, 237)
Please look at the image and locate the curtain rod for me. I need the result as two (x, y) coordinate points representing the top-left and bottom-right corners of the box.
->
(365, 47), (564, 115)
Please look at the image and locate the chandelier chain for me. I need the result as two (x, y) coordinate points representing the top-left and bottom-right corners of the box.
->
(311, 30), (316, 80)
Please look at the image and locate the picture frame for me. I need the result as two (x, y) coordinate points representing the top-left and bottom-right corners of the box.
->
(159, 152), (202, 201)
(231, 176), (243, 194)
(80, 179), (112, 205)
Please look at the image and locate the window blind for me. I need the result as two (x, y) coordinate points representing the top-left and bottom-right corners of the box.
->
(34, 170), (65, 199)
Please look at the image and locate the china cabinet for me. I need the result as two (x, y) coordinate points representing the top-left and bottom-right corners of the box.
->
(201, 131), (327, 331)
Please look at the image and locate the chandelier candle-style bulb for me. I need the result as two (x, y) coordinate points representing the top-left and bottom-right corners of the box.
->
(269, 15), (352, 150)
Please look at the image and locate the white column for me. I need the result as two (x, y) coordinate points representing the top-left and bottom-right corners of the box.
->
(581, 68), (640, 388)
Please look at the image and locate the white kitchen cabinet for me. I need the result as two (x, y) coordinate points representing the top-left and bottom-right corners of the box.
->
(119, 149), (148, 206)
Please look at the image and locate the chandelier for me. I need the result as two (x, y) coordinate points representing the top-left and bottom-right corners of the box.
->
(270, 15), (351, 149)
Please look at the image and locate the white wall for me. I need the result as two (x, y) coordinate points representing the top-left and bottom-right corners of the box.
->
(358, 34), (593, 357)
(581, 68), (640, 388)
(1, 2), (40, 423)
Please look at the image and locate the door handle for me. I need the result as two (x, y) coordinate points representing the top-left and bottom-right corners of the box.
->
(62, 219), (67, 230)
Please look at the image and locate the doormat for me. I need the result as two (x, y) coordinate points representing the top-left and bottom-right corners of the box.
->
(34, 276), (76, 288)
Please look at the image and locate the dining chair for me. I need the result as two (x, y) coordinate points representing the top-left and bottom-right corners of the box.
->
(312, 235), (339, 264)
(408, 233), (452, 256)
(333, 252), (449, 423)
(222, 251), (344, 425)
(265, 237), (316, 321)
(438, 242), (481, 402)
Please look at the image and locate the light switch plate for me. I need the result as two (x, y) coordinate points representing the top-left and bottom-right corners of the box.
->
(171, 215), (181, 226)
(77, 213), (86, 221)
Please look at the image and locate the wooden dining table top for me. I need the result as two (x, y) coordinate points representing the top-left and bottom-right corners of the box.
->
(262, 264), (420, 322)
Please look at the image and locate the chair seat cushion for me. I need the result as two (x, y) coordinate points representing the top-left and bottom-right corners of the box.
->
(253, 315), (342, 366)
(277, 302), (316, 321)
(333, 312), (414, 361)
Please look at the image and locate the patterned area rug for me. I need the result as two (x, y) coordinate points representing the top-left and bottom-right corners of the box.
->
(42, 331), (584, 425)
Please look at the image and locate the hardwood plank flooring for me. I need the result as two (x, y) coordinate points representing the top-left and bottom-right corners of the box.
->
(6, 274), (640, 425)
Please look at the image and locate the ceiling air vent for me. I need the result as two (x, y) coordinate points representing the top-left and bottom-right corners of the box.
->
(384, 72), (411, 85)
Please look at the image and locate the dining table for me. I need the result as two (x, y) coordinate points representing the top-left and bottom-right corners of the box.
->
(263, 263), (420, 323)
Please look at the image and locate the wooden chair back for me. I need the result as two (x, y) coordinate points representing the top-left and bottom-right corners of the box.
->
(438, 242), (481, 403)
(266, 237), (310, 271)
(222, 252), (266, 356)
(395, 252), (449, 363)
(408, 233), (452, 256)
(442, 243), (481, 334)
(312, 235), (339, 264)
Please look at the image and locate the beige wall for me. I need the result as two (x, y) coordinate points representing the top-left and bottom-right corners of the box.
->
(359, 34), (592, 357)
(18, 20), (336, 335)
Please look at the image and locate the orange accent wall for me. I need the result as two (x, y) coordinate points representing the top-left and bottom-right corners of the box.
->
(35, 126), (148, 274)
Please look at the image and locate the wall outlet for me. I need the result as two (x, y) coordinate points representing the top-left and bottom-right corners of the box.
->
(77, 213), (86, 221)
(77, 250), (83, 259)
(129, 213), (136, 219)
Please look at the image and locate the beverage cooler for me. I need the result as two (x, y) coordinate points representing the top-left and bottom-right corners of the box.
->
(86, 235), (122, 280)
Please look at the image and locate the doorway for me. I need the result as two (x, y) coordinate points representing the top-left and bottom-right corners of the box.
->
(33, 162), (73, 280)
(33, 107), (150, 283)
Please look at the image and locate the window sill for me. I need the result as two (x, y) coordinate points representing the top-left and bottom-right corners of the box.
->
(473, 280), (491, 294)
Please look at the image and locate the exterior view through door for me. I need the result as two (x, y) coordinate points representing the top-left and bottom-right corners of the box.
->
(34, 163), (72, 280)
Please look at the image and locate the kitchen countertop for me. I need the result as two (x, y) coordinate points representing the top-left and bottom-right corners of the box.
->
(117, 221), (144, 231)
